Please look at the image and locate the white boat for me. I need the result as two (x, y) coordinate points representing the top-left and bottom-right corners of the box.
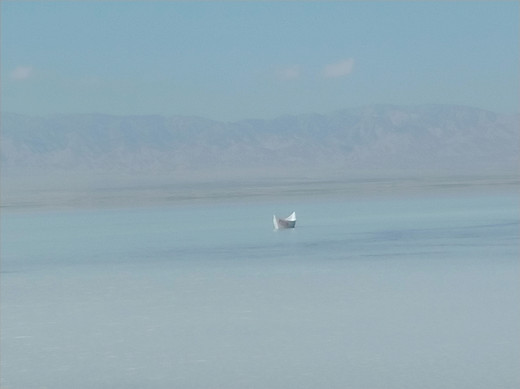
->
(273, 211), (296, 229)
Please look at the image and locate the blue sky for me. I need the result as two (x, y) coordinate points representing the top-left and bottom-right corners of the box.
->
(1, 1), (518, 121)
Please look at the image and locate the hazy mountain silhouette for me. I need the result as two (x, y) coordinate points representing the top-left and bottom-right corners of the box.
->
(2, 105), (518, 185)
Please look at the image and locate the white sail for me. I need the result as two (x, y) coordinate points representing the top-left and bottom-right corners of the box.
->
(273, 211), (296, 229)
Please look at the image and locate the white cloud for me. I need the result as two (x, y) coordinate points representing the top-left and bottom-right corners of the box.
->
(10, 66), (34, 81)
(322, 58), (354, 78)
(276, 65), (301, 80)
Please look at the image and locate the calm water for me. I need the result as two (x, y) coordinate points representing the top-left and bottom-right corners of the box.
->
(1, 192), (519, 389)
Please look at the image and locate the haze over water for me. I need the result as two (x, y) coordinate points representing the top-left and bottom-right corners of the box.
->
(1, 2), (519, 387)
(1, 186), (519, 389)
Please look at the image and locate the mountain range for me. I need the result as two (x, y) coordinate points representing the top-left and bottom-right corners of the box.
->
(1, 104), (519, 191)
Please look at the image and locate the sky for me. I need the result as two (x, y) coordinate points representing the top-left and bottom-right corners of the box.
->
(1, 1), (518, 121)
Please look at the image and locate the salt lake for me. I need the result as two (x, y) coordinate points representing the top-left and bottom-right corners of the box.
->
(1, 188), (519, 388)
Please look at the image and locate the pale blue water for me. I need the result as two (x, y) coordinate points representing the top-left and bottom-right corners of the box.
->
(1, 192), (519, 389)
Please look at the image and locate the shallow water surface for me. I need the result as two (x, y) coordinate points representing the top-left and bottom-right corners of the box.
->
(1, 193), (519, 388)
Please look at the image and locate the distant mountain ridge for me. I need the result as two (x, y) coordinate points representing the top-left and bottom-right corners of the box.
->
(2, 105), (519, 183)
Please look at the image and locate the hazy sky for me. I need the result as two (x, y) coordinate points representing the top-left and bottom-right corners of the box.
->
(1, 1), (518, 121)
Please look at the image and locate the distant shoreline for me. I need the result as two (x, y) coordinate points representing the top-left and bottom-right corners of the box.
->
(2, 174), (518, 211)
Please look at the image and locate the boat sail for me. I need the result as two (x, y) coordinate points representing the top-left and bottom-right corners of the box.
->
(273, 211), (296, 229)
